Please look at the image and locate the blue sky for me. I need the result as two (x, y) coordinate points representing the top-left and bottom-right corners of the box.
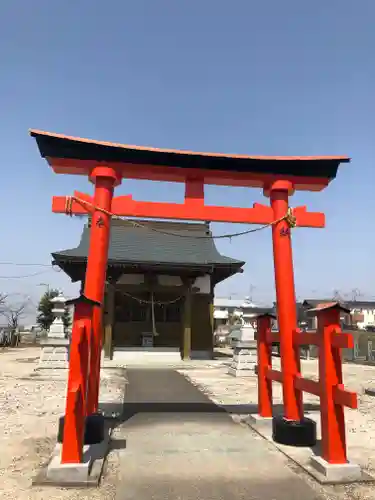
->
(0, 0), (374, 319)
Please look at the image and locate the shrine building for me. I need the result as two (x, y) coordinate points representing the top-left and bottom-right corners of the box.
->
(52, 218), (244, 361)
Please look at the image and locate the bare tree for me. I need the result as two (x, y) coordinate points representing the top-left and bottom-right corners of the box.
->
(2, 298), (30, 331)
(0, 293), (8, 314)
(4, 303), (28, 330)
(332, 289), (343, 302)
(0, 297), (31, 347)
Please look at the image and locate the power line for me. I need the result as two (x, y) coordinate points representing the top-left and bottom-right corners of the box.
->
(0, 267), (62, 279)
(0, 262), (52, 267)
(0, 262), (64, 279)
(0, 270), (53, 279)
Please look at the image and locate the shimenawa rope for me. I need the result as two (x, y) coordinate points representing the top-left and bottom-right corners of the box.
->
(64, 195), (297, 240)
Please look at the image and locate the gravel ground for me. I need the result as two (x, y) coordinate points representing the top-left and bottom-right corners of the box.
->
(178, 355), (375, 500)
(0, 346), (125, 500)
(2, 347), (375, 499)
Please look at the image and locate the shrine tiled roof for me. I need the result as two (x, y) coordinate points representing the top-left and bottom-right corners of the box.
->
(52, 219), (245, 270)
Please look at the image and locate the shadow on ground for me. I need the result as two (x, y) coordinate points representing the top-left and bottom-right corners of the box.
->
(99, 368), (320, 425)
(100, 401), (321, 425)
(99, 367), (321, 464)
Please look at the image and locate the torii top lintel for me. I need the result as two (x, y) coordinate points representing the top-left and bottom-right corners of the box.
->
(30, 129), (350, 191)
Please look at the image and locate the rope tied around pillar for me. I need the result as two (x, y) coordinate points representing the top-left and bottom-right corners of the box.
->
(65, 196), (74, 216)
(285, 208), (297, 228)
(64, 194), (298, 240)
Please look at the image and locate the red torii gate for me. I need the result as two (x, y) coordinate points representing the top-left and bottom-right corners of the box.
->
(30, 129), (349, 464)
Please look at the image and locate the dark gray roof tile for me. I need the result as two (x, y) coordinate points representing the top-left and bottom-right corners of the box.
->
(53, 219), (244, 268)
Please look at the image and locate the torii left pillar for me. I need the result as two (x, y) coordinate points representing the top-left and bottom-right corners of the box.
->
(84, 166), (121, 415)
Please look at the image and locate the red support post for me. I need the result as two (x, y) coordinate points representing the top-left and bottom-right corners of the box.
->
(61, 321), (88, 463)
(84, 166), (121, 415)
(61, 295), (102, 463)
(184, 177), (205, 208)
(317, 305), (354, 464)
(267, 180), (303, 422)
(256, 314), (274, 418)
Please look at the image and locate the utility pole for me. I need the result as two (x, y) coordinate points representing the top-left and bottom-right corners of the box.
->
(332, 289), (342, 302)
(351, 288), (361, 302)
(37, 283), (50, 294)
(248, 284), (256, 303)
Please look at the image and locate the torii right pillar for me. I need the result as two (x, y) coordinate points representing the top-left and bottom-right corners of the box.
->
(265, 180), (305, 439)
(269, 181), (302, 418)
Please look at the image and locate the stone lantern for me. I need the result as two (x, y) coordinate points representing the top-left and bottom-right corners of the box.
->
(39, 291), (70, 368)
(48, 292), (67, 339)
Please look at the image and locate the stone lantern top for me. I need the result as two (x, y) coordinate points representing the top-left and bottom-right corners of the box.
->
(49, 292), (67, 332)
(51, 291), (66, 304)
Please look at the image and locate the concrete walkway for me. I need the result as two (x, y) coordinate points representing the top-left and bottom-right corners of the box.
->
(113, 369), (323, 500)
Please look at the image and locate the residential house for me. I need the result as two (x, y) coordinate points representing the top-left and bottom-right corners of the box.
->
(302, 299), (375, 330)
(213, 297), (273, 330)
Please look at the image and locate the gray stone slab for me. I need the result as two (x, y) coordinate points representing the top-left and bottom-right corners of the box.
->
(41, 346), (54, 353)
(46, 456), (90, 483)
(234, 341), (257, 349)
(233, 354), (253, 362)
(40, 338), (70, 346)
(39, 340), (69, 369)
(309, 455), (363, 484)
(36, 364), (68, 370)
(228, 367), (255, 377)
(246, 411), (375, 485)
(32, 425), (111, 488)
(247, 414), (273, 430)
(55, 346), (69, 353)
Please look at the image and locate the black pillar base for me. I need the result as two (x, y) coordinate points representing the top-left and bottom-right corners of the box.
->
(57, 412), (105, 445)
(272, 415), (317, 447)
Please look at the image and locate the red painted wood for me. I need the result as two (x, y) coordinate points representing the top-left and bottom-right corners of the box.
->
(333, 385), (358, 410)
(269, 181), (303, 421)
(318, 308), (352, 464)
(61, 320), (88, 464)
(84, 167), (120, 415)
(53, 193), (325, 227)
(265, 330), (280, 343)
(292, 206), (325, 227)
(109, 198), (275, 224)
(266, 369), (283, 383)
(294, 375), (321, 397)
(62, 384), (84, 463)
(294, 331), (320, 346)
(331, 332), (354, 349)
(256, 316), (273, 418)
(184, 178), (205, 208)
